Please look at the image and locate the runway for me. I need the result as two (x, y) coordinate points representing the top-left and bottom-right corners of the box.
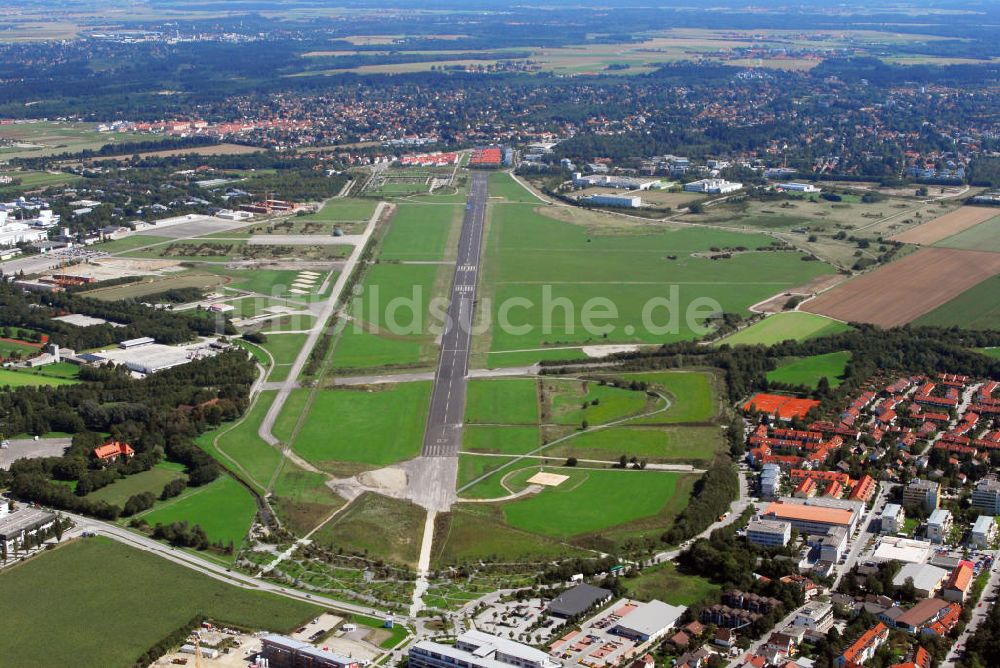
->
(420, 171), (488, 457)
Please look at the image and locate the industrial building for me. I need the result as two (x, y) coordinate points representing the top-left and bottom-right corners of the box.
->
(893, 563), (948, 598)
(682, 179), (743, 194)
(0, 505), (56, 555)
(571, 173), (659, 190)
(0, 211), (48, 247)
(583, 194), (642, 208)
(776, 182), (821, 193)
(260, 635), (362, 668)
(409, 630), (560, 668)
(869, 536), (933, 565)
(546, 583), (613, 618)
(611, 600), (686, 642)
(747, 519), (792, 548)
(81, 338), (228, 376)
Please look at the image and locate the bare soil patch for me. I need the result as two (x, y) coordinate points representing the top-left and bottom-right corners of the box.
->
(891, 206), (997, 245)
(801, 248), (1000, 327)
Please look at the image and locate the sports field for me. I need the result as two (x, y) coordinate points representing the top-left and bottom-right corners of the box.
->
(140, 475), (257, 554)
(0, 367), (78, 388)
(933, 215), (1000, 253)
(0, 537), (318, 668)
(291, 382), (431, 473)
(716, 311), (850, 346)
(767, 351), (851, 388)
(913, 275), (1000, 331)
(501, 468), (690, 538)
(481, 203), (836, 350)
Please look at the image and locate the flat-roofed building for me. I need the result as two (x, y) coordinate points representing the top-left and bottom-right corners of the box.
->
(612, 600), (686, 643)
(546, 583), (612, 618)
(760, 463), (782, 498)
(927, 508), (953, 544)
(903, 479), (940, 511)
(410, 630), (561, 668)
(819, 526), (849, 563)
(683, 178), (743, 194)
(760, 499), (860, 536)
(893, 563), (948, 598)
(0, 506), (56, 554)
(747, 519), (792, 548)
(971, 515), (996, 549)
(870, 536), (933, 564)
(880, 503), (904, 534)
(972, 477), (1000, 514)
(261, 635), (362, 668)
(793, 601), (834, 632)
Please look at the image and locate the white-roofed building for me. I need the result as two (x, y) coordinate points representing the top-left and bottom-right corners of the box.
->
(409, 630), (561, 668)
(971, 516), (996, 549)
(611, 600), (685, 642)
(892, 563), (948, 598)
(870, 536), (933, 564)
(748, 519), (792, 548)
(927, 508), (953, 544)
(880, 504), (904, 534)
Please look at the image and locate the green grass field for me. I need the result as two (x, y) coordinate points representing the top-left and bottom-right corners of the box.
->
(87, 463), (186, 506)
(140, 475), (257, 555)
(547, 426), (724, 463)
(463, 425), (541, 455)
(0, 537), (318, 667)
(197, 391), (283, 492)
(483, 204), (836, 350)
(458, 454), (522, 498)
(379, 202), (460, 261)
(934, 215), (1000, 253)
(465, 379), (539, 424)
(0, 170), (81, 195)
(615, 371), (717, 423)
(980, 348), (1000, 360)
(0, 367), (78, 388)
(716, 311), (850, 346)
(261, 333), (308, 380)
(299, 198), (378, 222)
(914, 275), (1000, 331)
(312, 492), (425, 567)
(501, 468), (688, 538)
(623, 561), (719, 607)
(767, 351), (851, 388)
(544, 378), (651, 426)
(483, 347), (591, 368)
(292, 383), (431, 473)
(0, 336), (43, 358)
(488, 172), (541, 203)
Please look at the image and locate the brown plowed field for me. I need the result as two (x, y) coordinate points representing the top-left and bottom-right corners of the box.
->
(802, 248), (1000, 327)
(891, 206), (998, 245)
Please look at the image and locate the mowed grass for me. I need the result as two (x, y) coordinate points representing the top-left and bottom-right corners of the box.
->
(86, 463), (186, 506)
(914, 275), (1000, 331)
(934, 215), (1000, 253)
(544, 378), (651, 426)
(615, 371), (717, 423)
(379, 202), (460, 261)
(292, 383), (431, 472)
(331, 263), (440, 369)
(463, 425), (541, 455)
(141, 475), (257, 554)
(716, 311), (850, 346)
(0, 537), (318, 668)
(488, 172), (540, 203)
(501, 468), (688, 538)
(0, 367), (78, 388)
(623, 561), (719, 607)
(484, 204), (835, 349)
(313, 492), (425, 567)
(768, 351), (852, 389)
(197, 391), (283, 492)
(979, 348), (1000, 360)
(548, 426), (724, 463)
(458, 454), (521, 498)
(465, 379), (539, 424)
(299, 197), (377, 222)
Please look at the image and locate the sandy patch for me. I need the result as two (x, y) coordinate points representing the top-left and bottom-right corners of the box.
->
(358, 467), (408, 492)
(582, 344), (639, 358)
(527, 471), (569, 487)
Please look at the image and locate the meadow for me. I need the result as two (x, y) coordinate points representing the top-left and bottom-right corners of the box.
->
(482, 203), (835, 351)
(297, 197), (378, 222)
(546, 425), (724, 464)
(465, 378), (539, 424)
(87, 462), (186, 506)
(312, 492), (425, 567)
(0, 537), (318, 668)
(197, 391), (283, 493)
(614, 371), (717, 423)
(291, 382), (431, 473)
(463, 425), (541, 455)
(914, 275), (1000, 331)
(0, 169), (81, 195)
(716, 311), (850, 346)
(622, 561), (719, 607)
(767, 351), (852, 389)
(934, 216), (1000, 253)
(378, 202), (461, 261)
(140, 475), (257, 555)
(0, 121), (147, 159)
(0, 367), (78, 388)
(543, 378), (652, 426)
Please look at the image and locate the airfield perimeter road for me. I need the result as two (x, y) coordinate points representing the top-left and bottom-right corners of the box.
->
(421, 171), (488, 457)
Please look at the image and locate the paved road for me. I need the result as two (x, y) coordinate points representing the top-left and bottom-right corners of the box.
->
(944, 557), (1000, 666)
(258, 202), (386, 447)
(832, 482), (889, 590)
(421, 171), (488, 457)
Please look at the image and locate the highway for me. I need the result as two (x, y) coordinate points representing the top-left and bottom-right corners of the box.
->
(420, 171), (488, 457)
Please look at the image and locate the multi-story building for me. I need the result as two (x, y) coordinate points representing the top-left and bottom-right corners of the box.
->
(682, 178), (743, 194)
(837, 623), (889, 667)
(880, 503), (905, 534)
(970, 515), (997, 549)
(260, 636), (362, 668)
(793, 601), (834, 632)
(760, 498), (862, 537)
(760, 463), (782, 498)
(409, 630), (561, 668)
(903, 479), (940, 512)
(747, 519), (792, 548)
(927, 508), (953, 544)
(972, 477), (1000, 514)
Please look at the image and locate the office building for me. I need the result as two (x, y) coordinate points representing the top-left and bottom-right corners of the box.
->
(903, 479), (939, 511)
(880, 503), (904, 534)
(747, 519), (792, 548)
(970, 515), (996, 549)
(972, 477), (1000, 514)
(409, 630), (561, 668)
(926, 509), (953, 544)
(260, 636), (362, 668)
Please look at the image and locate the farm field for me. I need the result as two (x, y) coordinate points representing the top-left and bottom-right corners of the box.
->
(913, 275), (1000, 331)
(716, 312), (850, 346)
(891, 206), (998, 245)
(379, 202), (461, 261)
(87, 462), (186, 506)
(803, 248), (1000, 327)
(0, 537), (317, 668)
(291, 382), (431, 474)
(312, 492), (425, 567)
(481, 203), (836, 351)
(0, 121), (147, 159)
(622, 561), (720, 607)
(0, 367), (78, 387)
(465, 378), (539, 424)
(767, 351), (852, 389)
(501, 467), (691, 538)
(140, 475), (257, 555)
(933, 215), (1000, 253)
